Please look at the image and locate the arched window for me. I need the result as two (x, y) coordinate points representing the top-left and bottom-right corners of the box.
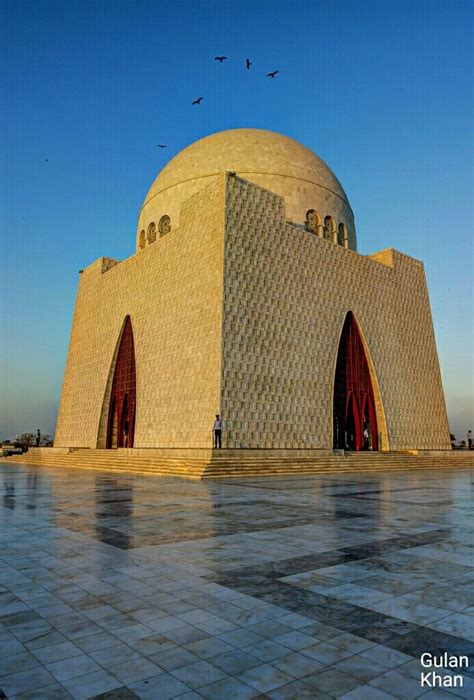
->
(147, 222), (156, 244)
(159, 215), (171, 237)
(138, 230), (146, 250)
(324, 216), (336, 242)
(338, 223), (346, 247)
(305, 209), (321, 234)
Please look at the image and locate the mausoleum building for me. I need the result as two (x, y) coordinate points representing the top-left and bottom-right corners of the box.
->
(54, 128), (451, 454)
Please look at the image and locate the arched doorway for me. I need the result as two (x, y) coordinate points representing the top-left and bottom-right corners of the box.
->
(106, 316), (137, 448)
(333, 312), (379, 450)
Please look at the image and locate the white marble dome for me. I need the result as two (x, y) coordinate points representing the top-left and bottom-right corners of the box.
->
(137, 128), (356, 250)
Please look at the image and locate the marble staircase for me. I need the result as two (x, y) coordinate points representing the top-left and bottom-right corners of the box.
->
(1, 448), (472, 479)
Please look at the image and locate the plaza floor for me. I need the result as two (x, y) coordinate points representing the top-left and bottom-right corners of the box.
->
(0, 463), (473, 700)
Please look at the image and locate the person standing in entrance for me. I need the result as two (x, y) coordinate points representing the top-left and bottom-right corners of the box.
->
(213, 415), (223, 448)
(363, 426), (369, 450)
(35, 429), (41, 447)
(468, 430), (472, 450)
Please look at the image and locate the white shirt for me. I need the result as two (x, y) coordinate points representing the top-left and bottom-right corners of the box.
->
(213, 419), (222, 430)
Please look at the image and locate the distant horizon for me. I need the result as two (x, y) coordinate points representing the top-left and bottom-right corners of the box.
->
(1, 0), (472, 443)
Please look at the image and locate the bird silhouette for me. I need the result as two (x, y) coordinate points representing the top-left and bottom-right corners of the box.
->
(192, 97), (203, 105)
(246, 58), (252, 70)
(214, 56), (227, 63)
(157, 144), (167, 149)
(267, 70), (279, 78)
(44, 158), (49, 162)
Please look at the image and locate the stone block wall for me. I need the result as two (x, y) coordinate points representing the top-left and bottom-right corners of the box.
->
(55, 177), (225, 448)
(220, 175), (450, 450)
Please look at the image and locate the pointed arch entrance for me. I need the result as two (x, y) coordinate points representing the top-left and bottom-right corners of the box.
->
(106, 316), (136, 448)
(333, 312), (379, 451)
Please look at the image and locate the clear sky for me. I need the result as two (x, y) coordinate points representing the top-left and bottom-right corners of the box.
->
(1, 0), (472, 441)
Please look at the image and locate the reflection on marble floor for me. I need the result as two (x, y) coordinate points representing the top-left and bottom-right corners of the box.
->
(0, 463), (473, 699)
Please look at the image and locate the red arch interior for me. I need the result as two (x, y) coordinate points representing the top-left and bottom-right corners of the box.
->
(106, 317), (136, 448)
(333, 313), (378, 450)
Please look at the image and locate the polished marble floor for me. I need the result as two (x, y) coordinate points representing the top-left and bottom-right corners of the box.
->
(0, 463), (473, 699)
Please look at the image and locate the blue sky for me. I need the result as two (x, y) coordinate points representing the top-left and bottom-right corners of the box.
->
(1, 0), (472, 441)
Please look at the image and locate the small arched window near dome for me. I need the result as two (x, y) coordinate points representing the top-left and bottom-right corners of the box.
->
(338, 223), (347, 247)
(139, 230), (146, 249)
(324, 216), (336, 242)
(147, 222), (156, 244)
(305, 209), (321, 234)
(159, 215), (171, 237)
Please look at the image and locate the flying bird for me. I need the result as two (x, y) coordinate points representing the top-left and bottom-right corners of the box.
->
(267, 70), (279, 78)
(214, 56), (227, 63)
(44, 158), (49, 162)
(192, 97), (203, 105)
(156, 144), (167, 149)
(246, 58), (252, 70)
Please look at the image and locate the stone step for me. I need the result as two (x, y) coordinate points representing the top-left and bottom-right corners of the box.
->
(0, 456), (206, 478)
(203, 462), (471, 475)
